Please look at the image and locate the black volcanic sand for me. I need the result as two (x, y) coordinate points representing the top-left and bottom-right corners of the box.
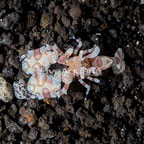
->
(0, 0), (144, 143)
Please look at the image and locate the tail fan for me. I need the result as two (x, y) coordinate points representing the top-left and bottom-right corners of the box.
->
(112, 48), (125, 75)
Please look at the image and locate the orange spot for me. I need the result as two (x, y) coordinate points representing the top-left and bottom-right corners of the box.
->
(19, 48), (25, 56)
(43, 98), (51, 104)
(19, 107), (35, 124)
(23, 114), (35, 123)
(126, 67), (131, 73)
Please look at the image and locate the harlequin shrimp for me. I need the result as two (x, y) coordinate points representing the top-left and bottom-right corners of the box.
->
(19, 37), (125, 100)
(58, 37), (125, 99)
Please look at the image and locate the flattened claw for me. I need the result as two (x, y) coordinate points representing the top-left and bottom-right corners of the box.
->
(20, 44), (61, 75)
(27, 71), (62, 100)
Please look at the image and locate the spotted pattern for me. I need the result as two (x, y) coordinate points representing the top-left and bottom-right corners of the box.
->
(27, 71), (62, 100)
(19, 38), (125, 100)
(21, 44), (60, 75)
(20, 44), (63, 99)
(92, 56), (113, 71)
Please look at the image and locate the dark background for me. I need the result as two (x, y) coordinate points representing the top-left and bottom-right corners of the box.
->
(0, 0), (144, 143)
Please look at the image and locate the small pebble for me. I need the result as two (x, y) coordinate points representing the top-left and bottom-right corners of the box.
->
(4, 115), (23, 133)
(13, 79), (28, 99)
(28, 128), (38, 140)
(19, 107), (36, 127)
(0, 77), (13, 102)
(109, 29), (117, 38)
(2, 67), (14, 78)
(136, 41), (139, 45)
(0, 54), (4, 64)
